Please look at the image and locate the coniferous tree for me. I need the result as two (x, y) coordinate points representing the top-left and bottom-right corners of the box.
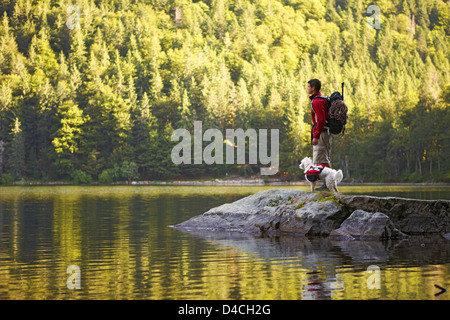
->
(7, 118), (25, 178)
(0, 0), (448, 182)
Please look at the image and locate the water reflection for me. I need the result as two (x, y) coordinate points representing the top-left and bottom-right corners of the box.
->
(176, 228), (450, 299)
(0, 186), (449, 300)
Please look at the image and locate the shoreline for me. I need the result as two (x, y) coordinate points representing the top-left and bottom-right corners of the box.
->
(1, 179), (450, 187)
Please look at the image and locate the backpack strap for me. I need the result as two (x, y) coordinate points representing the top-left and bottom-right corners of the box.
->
(311, 95), (327, 124)
(310, 95), (329, 114)
(311, 96), (330, 135)
(315, 164), (326, 173)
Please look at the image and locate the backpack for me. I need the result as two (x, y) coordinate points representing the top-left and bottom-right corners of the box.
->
(305, 164), (325, 182)
(311, 83), (348, 135)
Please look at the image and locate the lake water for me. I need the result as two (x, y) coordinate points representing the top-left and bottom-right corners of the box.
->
(0, 185), (449, 300)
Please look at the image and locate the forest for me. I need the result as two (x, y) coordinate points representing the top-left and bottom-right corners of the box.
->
(0, 0), (449, 183)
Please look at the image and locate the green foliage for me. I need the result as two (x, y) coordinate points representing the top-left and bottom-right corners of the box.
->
(295, 199), (307, 210)
(7, 118), (25, 179)
(99, 167), (119, 184)
(0, 173), (14, 185)
(268, 195), (295, 207)
(99, 161), (139, 183)
(269, 196), (283, 207)
(71, 169), (93, 185)
(0, 0), (448, 183)
(294, 193), (342, 209)
(120, 161), (139, 183)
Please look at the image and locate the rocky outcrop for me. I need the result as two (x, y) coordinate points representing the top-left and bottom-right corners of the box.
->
(174, 189), (450, 240)
(339, 195), (450, 234)
(329, 210), (407, 240)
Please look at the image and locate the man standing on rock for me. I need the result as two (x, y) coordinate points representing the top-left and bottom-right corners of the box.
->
(307, 79), (332, 191)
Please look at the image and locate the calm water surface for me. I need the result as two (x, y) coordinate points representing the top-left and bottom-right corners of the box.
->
(0, 185), (449, 300)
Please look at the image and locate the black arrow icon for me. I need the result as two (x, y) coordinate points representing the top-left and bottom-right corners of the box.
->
(434, 284), (447, 297)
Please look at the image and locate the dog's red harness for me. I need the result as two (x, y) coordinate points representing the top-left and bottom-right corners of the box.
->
(305, 164), (326, 182)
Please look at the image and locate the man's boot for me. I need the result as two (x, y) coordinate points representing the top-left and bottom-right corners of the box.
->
(316, 183), (328, 191)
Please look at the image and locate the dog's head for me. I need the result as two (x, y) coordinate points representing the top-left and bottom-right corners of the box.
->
(299, 157), (313, 171)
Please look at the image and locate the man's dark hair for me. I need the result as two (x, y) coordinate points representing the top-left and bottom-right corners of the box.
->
(308, 79), (321, 92)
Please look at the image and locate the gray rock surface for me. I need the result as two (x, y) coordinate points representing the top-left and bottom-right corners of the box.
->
(329, 210), (407, 240)
(175, 189), (450, 240)
(340, 195), (450, 234)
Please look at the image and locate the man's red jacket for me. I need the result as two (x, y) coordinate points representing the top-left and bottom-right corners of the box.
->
(309, 91), (329, 139)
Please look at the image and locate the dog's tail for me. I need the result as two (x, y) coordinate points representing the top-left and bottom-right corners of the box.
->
(335, 170), (343, 184)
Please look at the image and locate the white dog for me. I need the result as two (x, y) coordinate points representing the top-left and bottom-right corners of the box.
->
(299, 157), (343, 193)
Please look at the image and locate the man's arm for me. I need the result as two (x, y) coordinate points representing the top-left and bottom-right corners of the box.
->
(312, 99), (327, 140)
